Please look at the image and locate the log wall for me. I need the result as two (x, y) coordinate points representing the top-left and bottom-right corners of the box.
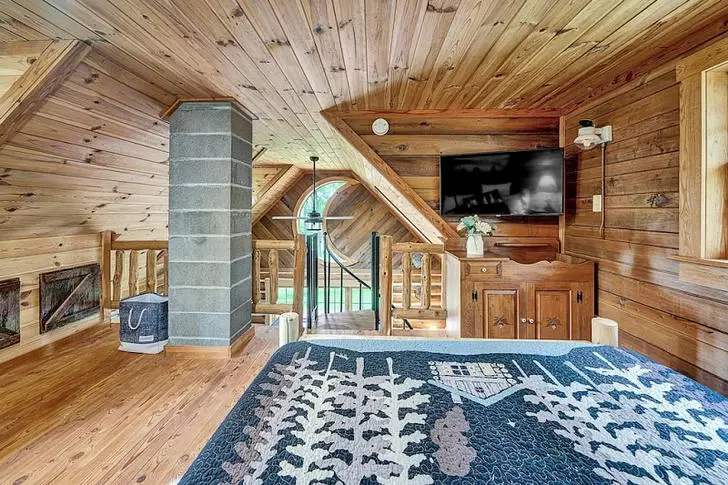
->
(563, 70), (728, 394)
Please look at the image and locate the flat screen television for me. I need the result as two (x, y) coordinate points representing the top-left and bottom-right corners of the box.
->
(440, 148), (564, 216)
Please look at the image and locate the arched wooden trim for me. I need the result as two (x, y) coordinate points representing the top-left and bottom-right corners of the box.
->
(291, 176), (360, 266)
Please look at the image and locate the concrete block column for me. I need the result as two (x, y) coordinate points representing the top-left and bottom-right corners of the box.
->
(167, 101), (252, 347)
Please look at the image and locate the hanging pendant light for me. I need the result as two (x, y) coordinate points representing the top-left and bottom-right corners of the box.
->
(272, 155), (353, 231)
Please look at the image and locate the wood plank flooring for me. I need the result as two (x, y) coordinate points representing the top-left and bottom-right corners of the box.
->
(304, 310), (447, 338)
(308, 310), (377, 332)
(0, 323), (278, 485)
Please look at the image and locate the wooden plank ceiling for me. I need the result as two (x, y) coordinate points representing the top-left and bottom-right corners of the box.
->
(2, 0), (728, 169)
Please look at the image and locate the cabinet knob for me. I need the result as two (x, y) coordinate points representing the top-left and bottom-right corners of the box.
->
(520, 318), (527, 324)
(528, 318), (535, 324)
(481, 267), (487, 273)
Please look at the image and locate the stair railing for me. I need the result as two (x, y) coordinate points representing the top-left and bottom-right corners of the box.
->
(322, 233), (373, 315)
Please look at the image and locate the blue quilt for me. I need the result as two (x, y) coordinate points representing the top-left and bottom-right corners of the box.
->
(179, 339), (728, 484)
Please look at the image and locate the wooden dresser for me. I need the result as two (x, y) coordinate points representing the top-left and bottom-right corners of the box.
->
(447, 251), (595, 341)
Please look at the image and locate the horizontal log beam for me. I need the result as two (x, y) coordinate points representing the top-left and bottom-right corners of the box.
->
(392, 308), (448, 320)
(253, 303), (293, 315)
(252, 240), (295, 250)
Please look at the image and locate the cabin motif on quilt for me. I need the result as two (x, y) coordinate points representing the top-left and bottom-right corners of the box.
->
(179, 342), (728, 485)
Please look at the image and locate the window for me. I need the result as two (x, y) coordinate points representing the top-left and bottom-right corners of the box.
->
(674, 43), (728, 289)
(350, 287), (372, 311)
(277, 287), (294, 304)
(296, 181), (345, 236)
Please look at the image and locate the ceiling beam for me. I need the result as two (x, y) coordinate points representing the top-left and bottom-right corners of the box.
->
(321, 108), (457, 244)
(252, 165), (304, 225)
(0, 40), (91, 146)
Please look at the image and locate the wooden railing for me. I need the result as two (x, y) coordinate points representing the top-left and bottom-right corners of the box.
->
(252, 235), (305, 318)
(102, 232), (307, 330)
(100, 231), (168, 312)
(380, 237), (447, 335)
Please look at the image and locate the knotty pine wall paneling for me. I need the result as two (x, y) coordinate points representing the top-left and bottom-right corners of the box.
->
(0, 48), (172, 362)
(563, 70), (728, 394)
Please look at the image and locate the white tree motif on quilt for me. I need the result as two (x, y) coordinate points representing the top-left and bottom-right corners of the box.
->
(222, 348), (319, 485)
(222, 351), (432, 485)
(378, 358), (433, 485)
(516, 353), (728, 485)
(320, 357), (401, 484)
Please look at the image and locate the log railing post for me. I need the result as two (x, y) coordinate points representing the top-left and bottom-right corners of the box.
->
(100, 230), (113, 312)
(380, 235), (393, 336)
(292, 234), (306, 332)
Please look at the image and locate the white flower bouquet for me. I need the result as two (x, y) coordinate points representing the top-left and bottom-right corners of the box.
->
(456, 215), (495, 236)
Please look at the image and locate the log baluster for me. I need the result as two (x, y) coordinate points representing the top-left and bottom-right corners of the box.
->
(128, 250), (138, 296)
(162, 250), (169, 295)
(253, 249), (261, 305)
(112, 250), (123, 304)
(146, 250), (156, 293)
(380, 235), (393, 336)
(268, 250), (279, 304)
(401, 251), (411, 310)
(422, 253), (431, 309)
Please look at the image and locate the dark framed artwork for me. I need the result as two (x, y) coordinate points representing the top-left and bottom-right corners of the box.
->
(39, 264), (101, 334)
(0, 278), (21, 350)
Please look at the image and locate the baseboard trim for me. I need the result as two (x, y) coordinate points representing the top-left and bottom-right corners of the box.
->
(230, 324), (256, 357)
(165, 325), (255, 359)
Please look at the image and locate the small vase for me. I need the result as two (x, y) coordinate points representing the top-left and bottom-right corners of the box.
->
(466, 233), (484, 257)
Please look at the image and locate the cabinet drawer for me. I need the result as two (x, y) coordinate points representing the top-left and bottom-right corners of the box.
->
(464, 262), (502, 279)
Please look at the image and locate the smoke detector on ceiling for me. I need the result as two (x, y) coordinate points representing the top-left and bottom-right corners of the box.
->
(372, 118), (389, 136)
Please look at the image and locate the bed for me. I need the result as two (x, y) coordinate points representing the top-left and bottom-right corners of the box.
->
(179, 339), (728, 484)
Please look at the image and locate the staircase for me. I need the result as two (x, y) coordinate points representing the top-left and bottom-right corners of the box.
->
(252, 231), (447, 338)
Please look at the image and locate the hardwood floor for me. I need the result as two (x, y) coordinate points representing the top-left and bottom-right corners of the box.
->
(308, 310), (378, 332)
(304, 310), (447, 338)
(0, 323), (278, 485)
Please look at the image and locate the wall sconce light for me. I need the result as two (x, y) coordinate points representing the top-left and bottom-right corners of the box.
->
(574, 120), (613, 239)
(574, 120), (612, 150)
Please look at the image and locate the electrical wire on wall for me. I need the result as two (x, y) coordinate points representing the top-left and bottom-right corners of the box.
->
(600, 142), (607, 239)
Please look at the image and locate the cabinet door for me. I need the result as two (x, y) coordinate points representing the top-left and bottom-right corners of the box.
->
(475, 284), (525, 339)
(532, 284), (573, 340)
